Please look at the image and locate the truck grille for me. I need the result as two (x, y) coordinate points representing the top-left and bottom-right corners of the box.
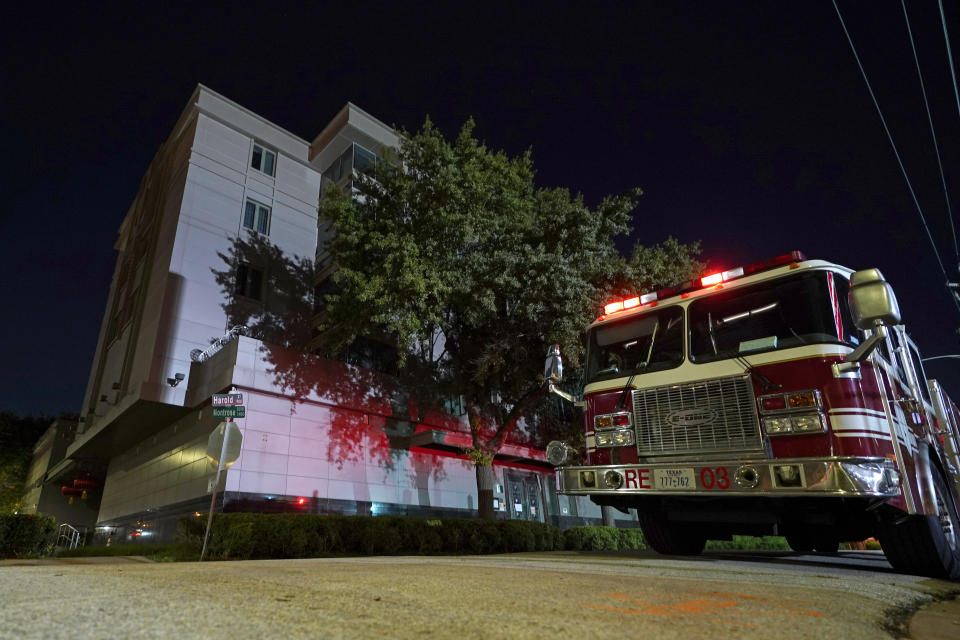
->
(632, 375), (762, 456)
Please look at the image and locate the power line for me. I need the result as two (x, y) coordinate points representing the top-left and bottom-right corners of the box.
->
(832, 1), (951, 287)
(903, 0), (959, 270)
(922, 355), (960, 362)
(940, 0), (960, 123)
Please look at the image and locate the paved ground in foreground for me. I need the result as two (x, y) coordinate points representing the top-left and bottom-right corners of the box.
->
(1, 550), (958, 639)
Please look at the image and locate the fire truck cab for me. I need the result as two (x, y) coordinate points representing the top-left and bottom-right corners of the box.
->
(545, 252), (960, 580)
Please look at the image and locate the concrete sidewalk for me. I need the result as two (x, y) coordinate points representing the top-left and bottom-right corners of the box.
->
(1, 554), (958, 638)
(910, 595), (960, 640)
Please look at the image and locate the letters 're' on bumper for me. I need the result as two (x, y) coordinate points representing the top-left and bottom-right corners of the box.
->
(555, 456), (901, 498)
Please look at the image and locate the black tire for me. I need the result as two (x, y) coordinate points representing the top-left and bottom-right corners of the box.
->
(785, 532), (814, 553)
(638, 512), (706, 555)
(813, 537), (840, 553)
(785, 530), (839, 554)
(878, 466), (960, 580)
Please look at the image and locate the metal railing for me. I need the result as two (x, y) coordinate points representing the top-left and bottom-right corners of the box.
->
(189, 325), (247, 363)
(56, 523), (81, 551)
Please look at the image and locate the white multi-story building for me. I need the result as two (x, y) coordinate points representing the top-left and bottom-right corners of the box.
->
(27, 86), (617, 541)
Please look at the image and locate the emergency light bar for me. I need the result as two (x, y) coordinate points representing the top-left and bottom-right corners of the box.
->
(598, 250), (806, 321)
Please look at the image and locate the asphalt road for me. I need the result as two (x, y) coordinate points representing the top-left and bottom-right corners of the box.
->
(1, 550), (958, 639)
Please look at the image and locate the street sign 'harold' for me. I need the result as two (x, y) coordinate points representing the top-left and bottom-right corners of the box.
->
(212, 393), (244, 406)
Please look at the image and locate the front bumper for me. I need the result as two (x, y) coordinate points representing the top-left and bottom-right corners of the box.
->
(556, 456), (901, 498)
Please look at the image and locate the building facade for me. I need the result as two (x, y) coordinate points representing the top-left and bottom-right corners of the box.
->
(25, 86), (624, 542)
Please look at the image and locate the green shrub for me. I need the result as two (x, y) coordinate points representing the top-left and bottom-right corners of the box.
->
(177, 514), (205, 548)
(705, 535), (790, 550)
(182, 513), (578, 560)
(0, 514), (57, 558)
(56, 543), (198, 562)
(563, 526), (646, 551)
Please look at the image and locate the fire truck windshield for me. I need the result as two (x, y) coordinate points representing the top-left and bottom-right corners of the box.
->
(586, 306), (684, 382)
(689, 271), (858, 363)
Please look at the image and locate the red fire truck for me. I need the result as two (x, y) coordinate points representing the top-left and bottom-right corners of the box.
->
(544, 251), (960, 579)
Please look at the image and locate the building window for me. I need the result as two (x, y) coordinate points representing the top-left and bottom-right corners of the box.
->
(344, 336), (397, 374)
(235, 263), (263, 300)
(353, 144), (377, 174)
(243, 199), (271, 235)
(251, 143), (276, 176)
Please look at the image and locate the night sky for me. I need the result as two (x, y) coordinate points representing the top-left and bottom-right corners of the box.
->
(3, 1), (960, 416)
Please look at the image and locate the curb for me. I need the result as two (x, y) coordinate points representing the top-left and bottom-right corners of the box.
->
(0, 556), (155, 566)
(909, 596), (960, 640)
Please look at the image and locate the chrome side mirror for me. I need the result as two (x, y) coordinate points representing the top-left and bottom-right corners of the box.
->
(843, 269), (901, 364)
(544, 344), (577, 404)
(544, 344), (564, 384)
(849, 268), (901, 329)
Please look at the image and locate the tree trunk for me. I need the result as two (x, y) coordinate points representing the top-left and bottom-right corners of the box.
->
(601, 505), (616, 527)
(476, 462), (495, 519)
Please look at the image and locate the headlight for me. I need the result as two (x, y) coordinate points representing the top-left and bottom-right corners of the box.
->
(763, 416), (793, 434)
(763, 412), (824, 435)
(792, 414), (823, 432)
(595, 429), (635, 448)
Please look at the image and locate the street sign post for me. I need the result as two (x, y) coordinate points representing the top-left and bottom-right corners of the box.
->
(212, 406), (246, 419)
(205, 421), (243, 467)
(200, 418), (244, 561)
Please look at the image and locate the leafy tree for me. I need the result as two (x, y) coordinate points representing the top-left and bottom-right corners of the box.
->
(311, 119), (703, 518)
(0, 412), (53, 513)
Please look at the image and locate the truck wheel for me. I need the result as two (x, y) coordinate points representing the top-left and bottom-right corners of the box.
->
(638, 512), (706, 555)
(785, 531), (838, 553)
(878, 466), (960, 580)
(785, 532), (814, 553)
(813, 537), (840, 553)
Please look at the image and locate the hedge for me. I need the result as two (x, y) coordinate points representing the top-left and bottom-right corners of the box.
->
(177, 514), (576, 560)
(563, 526), (646, 551)
(705, 535), (790, 550)
(0, 514), (57, 558)
(56, 543), (199, 562)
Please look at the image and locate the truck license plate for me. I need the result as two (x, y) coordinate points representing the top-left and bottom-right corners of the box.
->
(654, 468), (695, 490)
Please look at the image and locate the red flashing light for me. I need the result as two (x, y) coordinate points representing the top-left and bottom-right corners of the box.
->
(297, 497), (306, 505)
(701, 272), (723, 287)
(596, 251), (807, 322)
(742, 250), (806, 275)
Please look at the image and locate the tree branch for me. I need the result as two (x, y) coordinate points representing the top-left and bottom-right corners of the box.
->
(484, 383), (547, 452)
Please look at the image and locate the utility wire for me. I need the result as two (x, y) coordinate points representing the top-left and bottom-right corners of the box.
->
(940, 0), (960, 123)
(832, 1), (950, 285)
(903, 0), (959, 269)
(921, 355), (960, 362)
